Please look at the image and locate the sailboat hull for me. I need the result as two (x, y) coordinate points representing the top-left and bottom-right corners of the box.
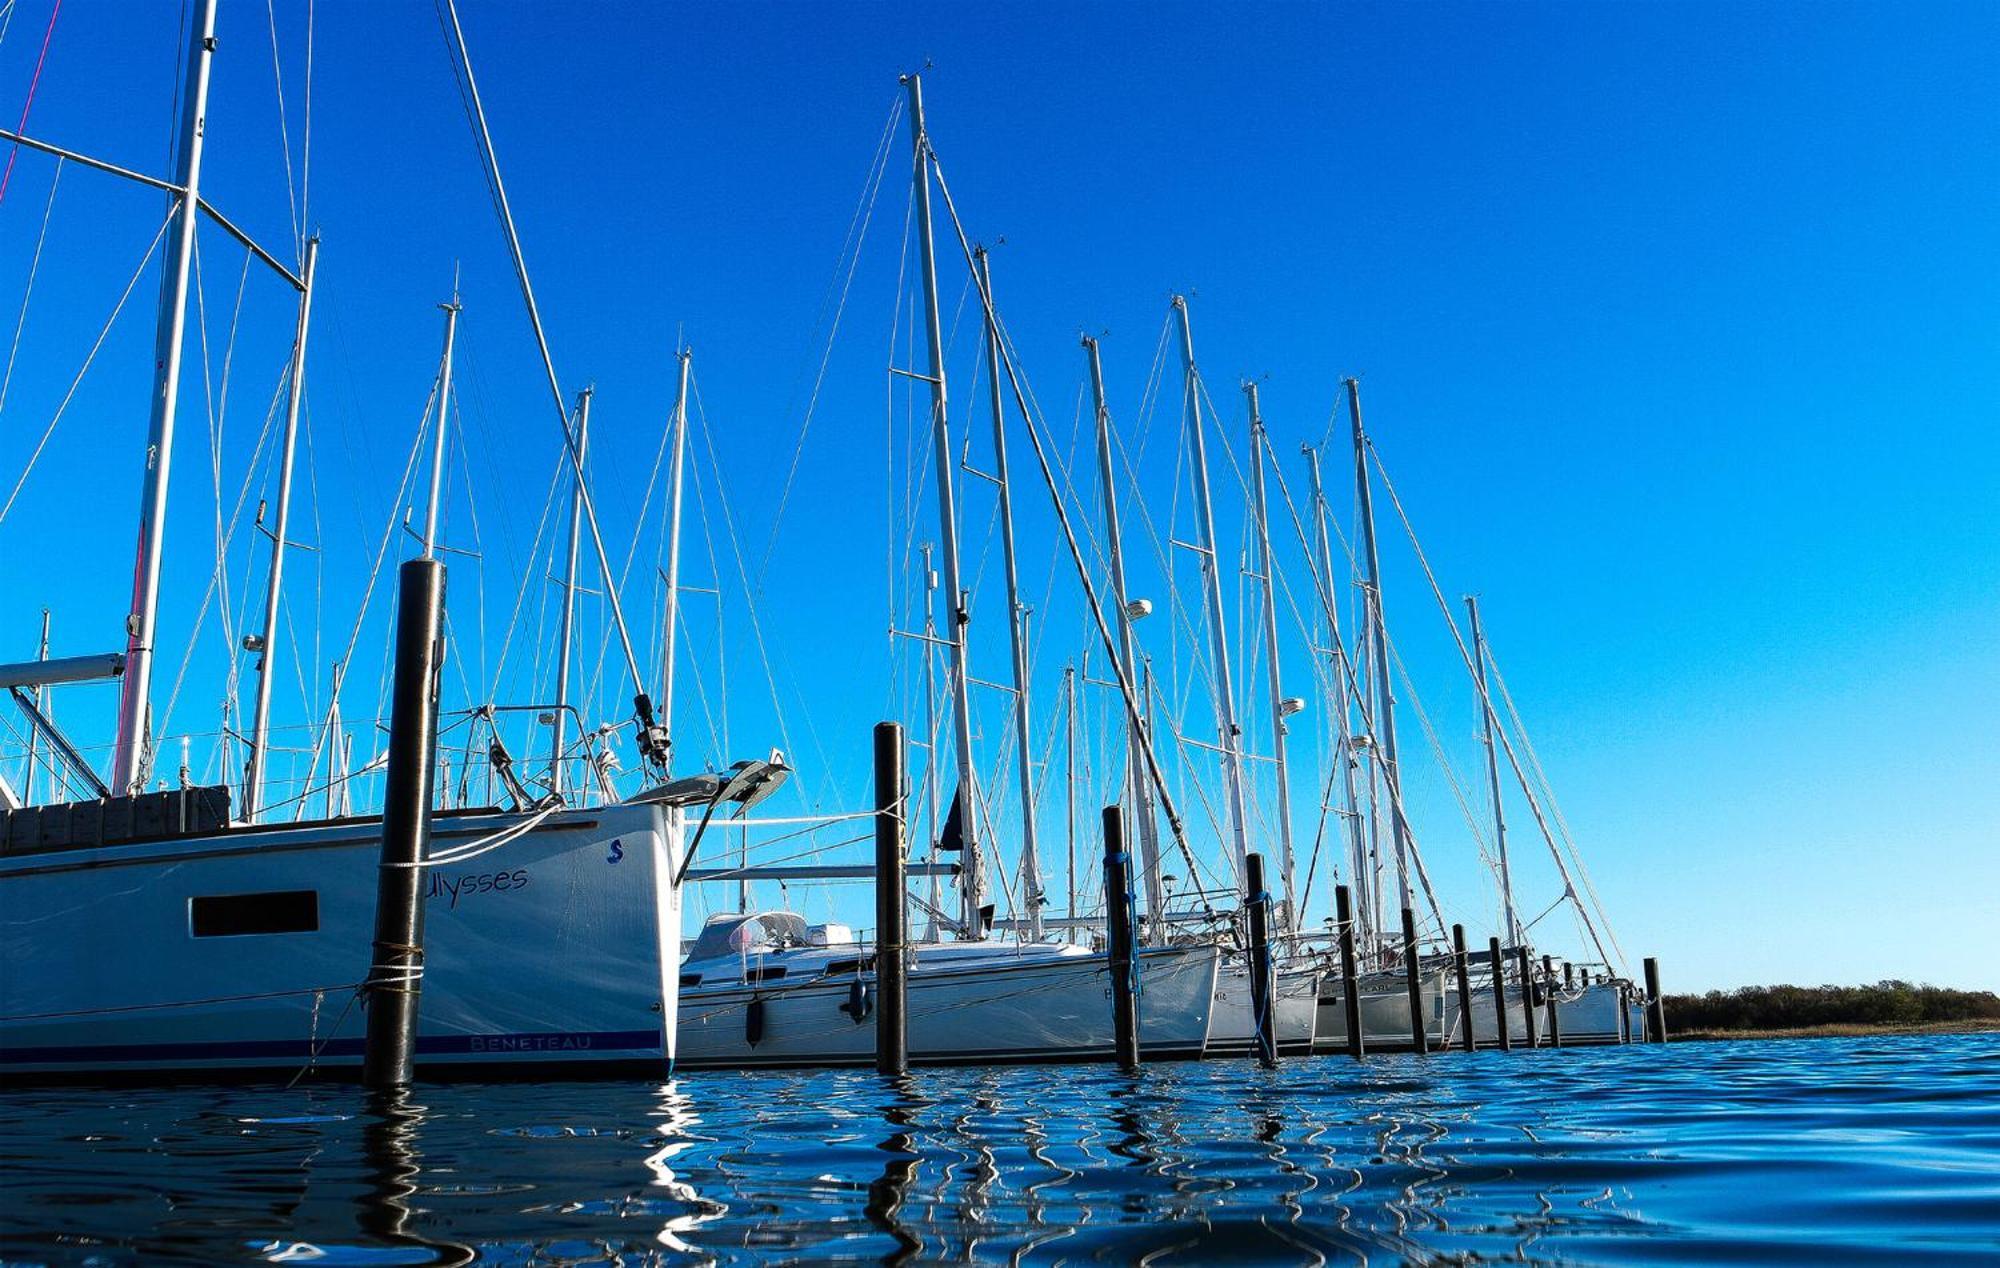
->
(1206, 957), (1321, 1056)
(0, 803), (681, 1081)
(675, 943), (1220, 1069)
(1312, 968), (1449, 1053)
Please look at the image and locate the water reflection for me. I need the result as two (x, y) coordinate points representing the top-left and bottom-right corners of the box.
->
(862, 1074), (925, 1263)
(3, 1036), (1997, 1264)
(351, 1090), (475, 1266)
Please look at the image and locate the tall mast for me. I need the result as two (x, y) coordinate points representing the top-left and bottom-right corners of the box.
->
(1348, 377), (1413, 915)
(1466, 594), (1521, 948)
(112, 0), (222, 794)
(25, 611), (49, 804)
(1084, 335), (1167, 943)
(419, 293), (462, 558)
(1063, 663), (1077, 929)
(1304, 444), (1371, 949)
(976, 247), (1043, 940)
(551, 387), (591, 800)
(242, 236), (321, 821)
(903, 73), (985, 937)
(920, 542), (943, 939)
(1173, 296), (1250, 886)
(659, 347), (693, 774)
(1244, 384), (1297, 929)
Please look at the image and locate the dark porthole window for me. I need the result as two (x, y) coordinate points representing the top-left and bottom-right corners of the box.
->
(189, 890), (320, 938)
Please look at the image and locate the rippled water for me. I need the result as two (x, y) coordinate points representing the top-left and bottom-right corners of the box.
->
(2, 1034), (1996, 1265)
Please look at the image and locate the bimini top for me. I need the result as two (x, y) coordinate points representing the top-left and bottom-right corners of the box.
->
(684, 911), (809, 963)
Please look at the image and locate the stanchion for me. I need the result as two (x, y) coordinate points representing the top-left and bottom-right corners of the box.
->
(1401, 906), (1428, 1055)
(1644, 957), (1667, 1043)
(1544, 953), (1563, 1048)
(1488, 936), (1511, 1053)
(1516, 945), (1540, 1048)
(1336, 885), (1365, 1060)
(1102, 806), (1141, 1070)
(1244, 852), (1277, 1067)
(1451, 924), (1474, 1052)
(363, 559), (445, 1089)
(874, 722), (907, 1076)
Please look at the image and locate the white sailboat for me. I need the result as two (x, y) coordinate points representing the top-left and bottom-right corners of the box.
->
(0, 0), (702, 1082)
(675, 912), (1218, 1068)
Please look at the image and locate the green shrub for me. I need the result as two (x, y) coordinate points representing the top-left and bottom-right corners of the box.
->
(1662, 981), (2000, 1031)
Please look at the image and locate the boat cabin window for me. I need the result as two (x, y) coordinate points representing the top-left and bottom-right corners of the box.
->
(746, 966), (787, 984)
(820, 957), (876, 977)
(189, 890), (319, 938)
(679, 973), (702, 988)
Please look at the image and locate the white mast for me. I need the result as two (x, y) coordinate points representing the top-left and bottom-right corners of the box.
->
(1466, 594), (1522, 948)
(975, 247), (1043, 940)
(1172, 296), (1250, 886)
(24, 611), (49, 804)
(1084, 335), (1168, 943)
(112, 0), (222, 794)
(1063, 662), (1078, 930)
(551, 387), (591, 801)
(903, 73), (985, 937)
(1304, 444), (1372, 950)
(1244, 383), (1298, 929)
(659, 347), (693, 773)
(419, 293), (462, 559)
(242, 236), (321, 820)
(920, 542), (943, 938)
(1347, 378), (1413, 916)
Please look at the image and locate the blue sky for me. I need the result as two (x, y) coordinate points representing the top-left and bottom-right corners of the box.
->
(0, 1), (1994, 993)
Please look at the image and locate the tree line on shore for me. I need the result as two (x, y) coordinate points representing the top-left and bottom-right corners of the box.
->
(1664, 980), (2000, 1031)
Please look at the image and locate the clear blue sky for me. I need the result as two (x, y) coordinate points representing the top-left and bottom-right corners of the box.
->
(0, 1), (1993, 993)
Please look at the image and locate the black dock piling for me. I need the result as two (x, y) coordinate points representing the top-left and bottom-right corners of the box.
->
(1488, 936), (1511, 1052)
(1516, 945), (1540, 1048)
(363, 559), (446, 1089)
(1401, 906), (1428, 1055)
(873, 722), (907, 1077)
(1617, 981), (1632, 1043)
(1544, 954), (1563, 1048)
(1564, 962), (1576, 993)
(1451, 924), (1474, 1052)
(1102, 806), (1141, 1071)
(1644, 957), (1667, 1043)
(1244, 851), (1278, 1067)
(1335, 884), (1365, 1060)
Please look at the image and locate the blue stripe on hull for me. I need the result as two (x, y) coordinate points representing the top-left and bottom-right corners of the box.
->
(1, 1028), (662, 1067)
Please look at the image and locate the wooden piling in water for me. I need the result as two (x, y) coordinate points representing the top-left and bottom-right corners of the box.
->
(873, 722), (907, 1077)
(1102, 806), (1141, 1070)
(1515, 945), (1539, 1048)
(1336, 884), (1365, 1060)
(363, 559), (445, 1089)
(1244, 852), (1277, 1067)
(1401, 906), (1428, 1055)
(1451, 924), (1474, 1052)
(1488, 937), (1511, 1052)
(1543, 954), (1563, 1048)
(1644, 957), (1666, 1043)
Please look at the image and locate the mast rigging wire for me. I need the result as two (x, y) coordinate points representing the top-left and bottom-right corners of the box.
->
(0, 0), (60, 207)
(0, 154), (59, 412)
(1366, 440), (1621, 970)
(435, 0), (659, 760)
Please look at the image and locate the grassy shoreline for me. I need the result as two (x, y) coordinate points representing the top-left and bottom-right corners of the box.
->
(1672, 1019), (2000, 1042)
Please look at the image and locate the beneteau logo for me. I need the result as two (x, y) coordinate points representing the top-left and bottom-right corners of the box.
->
(426, 868), (530, 908)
